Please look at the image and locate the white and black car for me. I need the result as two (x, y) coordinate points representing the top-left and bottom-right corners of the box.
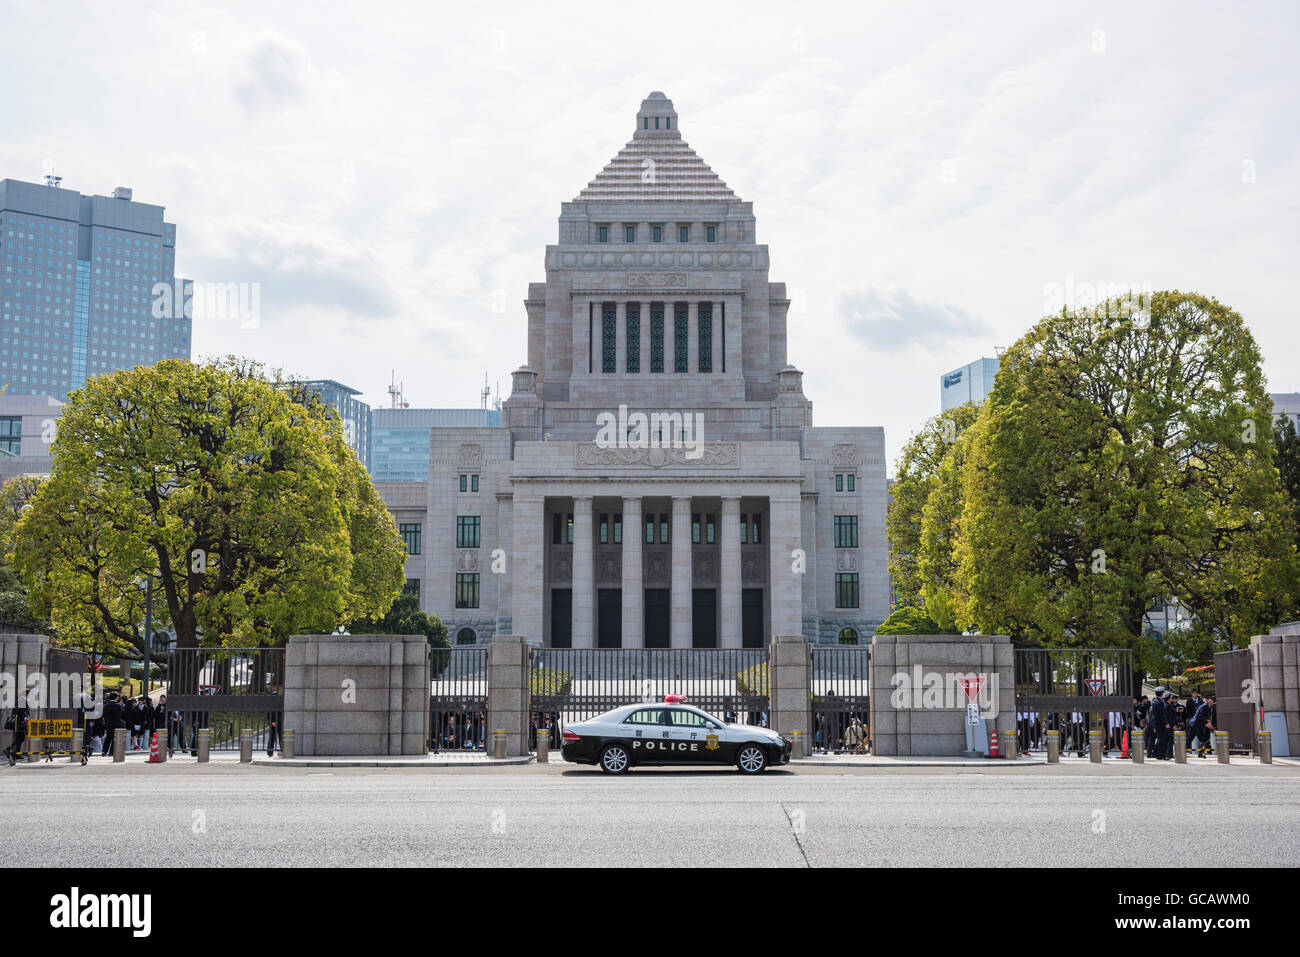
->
(560, 697), (792, 774)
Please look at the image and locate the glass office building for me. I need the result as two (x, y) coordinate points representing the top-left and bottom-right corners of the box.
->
(299, 379), (371, 469)
(370, 407), (502, 482)
(0, 178), (190, 399)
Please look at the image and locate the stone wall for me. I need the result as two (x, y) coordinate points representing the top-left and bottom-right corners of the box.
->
(284, 634), (429, 756)
(1250, 622), (1300, 750)
(868, 634), (1015, 757)
(0, 632), (49, 755)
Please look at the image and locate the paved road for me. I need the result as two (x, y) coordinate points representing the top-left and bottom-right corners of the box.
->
(2, 762), (1296, 867)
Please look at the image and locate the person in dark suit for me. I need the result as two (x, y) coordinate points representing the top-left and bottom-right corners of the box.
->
(101, 693), (123, 756)
(266, 710), (280, 757)
(4, 706), (30, 763)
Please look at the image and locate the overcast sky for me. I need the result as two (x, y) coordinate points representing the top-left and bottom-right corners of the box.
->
(3, 0), (1297, 468)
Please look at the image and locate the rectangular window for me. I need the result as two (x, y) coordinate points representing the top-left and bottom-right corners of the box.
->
(625, 225), (636, 243)
(652, 226), (662, 243)
(834, 515), (859, 549)
(567, 514), (574, 544)
(459, 474), (468, 492)
(705, 513), (715, 544)
(598, 226), (608, 243)
(706, 225), (717, 243)
(471, 474), (479, 492)
(613, 513), (623, 544)
(553, 512), (561, 545)
(740, 513), (748, 544)
(752, 515), (762, 545)
(679, 225), (689, 243)
(645, 515), (655, 544)
(456, 573), (480, 608)
(403, 578), (420, 597)
(835, 473), (843, 492)
(698, 304), (712, 373)
(650, 307), (665, 373)
(399, 523), (422, 555)
(848, 474), (855, 492)
(602, 305), (617, 373)
(660, 514), (669, 543)
(674, 306), (688, 373)
(456, 515), (481, 549)
(0, 416), (19, 456)
(626, 304), (640, 373)
(835, 573), (860, 609)
(692, 513), (701, 544)
(599, 515), (609, 544)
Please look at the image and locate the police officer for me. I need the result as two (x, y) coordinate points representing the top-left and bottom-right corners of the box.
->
(1188, 693), (1214, 757)
(4, 705), (30, 764)
(101, 692), (124, 756)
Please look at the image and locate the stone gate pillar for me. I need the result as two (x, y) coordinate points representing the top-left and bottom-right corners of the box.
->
(768, 635), (811, 742)
(488, 635), (531, 757)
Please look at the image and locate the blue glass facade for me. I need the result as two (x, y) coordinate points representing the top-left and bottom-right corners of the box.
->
(370, 408), (502, 482)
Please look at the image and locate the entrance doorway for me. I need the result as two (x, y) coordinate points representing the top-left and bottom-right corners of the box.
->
(644, 589), (670, 648)
(550, 589), (572, 648)
(742, 588), (764, 648)
(692, 588), (717, 648)
(598, 588), (622, 647)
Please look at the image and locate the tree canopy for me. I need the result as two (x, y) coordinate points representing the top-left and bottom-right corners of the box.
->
(10, 357), (408, 650)
(351, 592), (450, 649)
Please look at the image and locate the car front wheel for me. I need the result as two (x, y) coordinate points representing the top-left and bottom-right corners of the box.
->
(736, 743), (768, 774)
(599, 743), (631, 774)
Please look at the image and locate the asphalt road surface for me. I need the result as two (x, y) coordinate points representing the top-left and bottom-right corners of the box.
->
(2, 761), (1297, 867)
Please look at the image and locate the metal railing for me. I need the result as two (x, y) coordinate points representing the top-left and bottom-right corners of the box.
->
(811, 646), (870, 753)
(429, 647), (489, 752)
(164, 647), (285, 752)
(1014, 647), (1134, 752)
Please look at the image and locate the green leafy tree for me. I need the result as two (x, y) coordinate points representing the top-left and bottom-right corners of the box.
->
(954, 291), (1298, 656)
(873, 605), (956, 636)
(0, 476), (49, 632)
(887, 402), (981, 608)
(1275, 412), (1300, 541)
(351, 592), (450, 649)
(917, 411), (985, 630)
(11, 358), (407, 650)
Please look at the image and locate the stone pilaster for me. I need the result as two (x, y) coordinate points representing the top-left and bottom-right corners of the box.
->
(572, 495), (594, 648)
(511, 495), (544, 646)
(687, 300), (699, 373)
(720, 496), (742, 648)
(768, 492), (802, 637)
(769, 635), (811, 741)
(671, 495), (693, 648)
(487, 635), (532, 757)
(622, 496), (644, 648)
(615, 300), (627, 375)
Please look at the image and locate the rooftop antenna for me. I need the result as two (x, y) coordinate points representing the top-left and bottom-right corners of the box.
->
(481, 372), (491, 410)
(493, 380), (501, 412)
(43, 165), (62, 189)
(387, 371), (409, 409)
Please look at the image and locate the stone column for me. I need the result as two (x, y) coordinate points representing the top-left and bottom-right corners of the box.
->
(800, 492), (818, 640)
(615, 300), (627, 376)
(769, 635), (811, 742)
(572, 496), (594, 648)
(724, 295), (742, 378)
(768, 492), (803, 637)
(487, 635), (531, 757)
(622, 496), (644, 648)
(573, 297), (590, 378)
(687, 301), (699, 373)
(671, 495), (693, 648)
(511, 494), (544, 646)
(720, 496), (742, 648)
(637, 300), (650, 374)
(712, 301), (723, 375)
(495, 493), (513, 636)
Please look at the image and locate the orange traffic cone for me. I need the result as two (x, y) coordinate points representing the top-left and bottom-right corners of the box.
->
(1121, 729), (1129, 759)
(988, 728), (1001, 758)
(147, 731), (161, 763)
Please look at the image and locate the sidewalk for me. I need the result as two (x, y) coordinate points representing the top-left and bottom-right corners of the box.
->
(252, 754), (533, 768)
(791, 753), (1045, 767)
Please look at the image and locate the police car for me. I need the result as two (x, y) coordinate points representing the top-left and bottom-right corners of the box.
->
(560, 695), (792, 774)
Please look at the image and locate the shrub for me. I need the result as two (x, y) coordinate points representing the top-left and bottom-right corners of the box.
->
(530, 667), (573, 697)
(737, 663), (769, 697)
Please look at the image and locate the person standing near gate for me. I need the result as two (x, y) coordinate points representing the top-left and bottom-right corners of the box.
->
(4, 706), (29, 763)
(266, 710), (280, 757)
(1158, 691), (1175, 759)
(101, 692), (123, 756)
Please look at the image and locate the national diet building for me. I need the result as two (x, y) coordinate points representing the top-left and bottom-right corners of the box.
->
(378, 92), (889, 648)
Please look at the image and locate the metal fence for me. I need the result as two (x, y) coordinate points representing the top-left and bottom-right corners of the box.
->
(1014, 647), (1134, 753)
(811, 646), (870, 753)
(430, 647), (489, 752)
(165, 647), (285, 753)
(528, 648), (770, 749)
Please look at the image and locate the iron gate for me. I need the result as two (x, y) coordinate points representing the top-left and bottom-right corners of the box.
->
(1014, 648), (1134, 753)
(429, 647), (489, 752)
(1213, 648), (1254, 752)
(528, 648), (769, 751)
(811, 645), (870, 753)
(165, 647), (284, 753)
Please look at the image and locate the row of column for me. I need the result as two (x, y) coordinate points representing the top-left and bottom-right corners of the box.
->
(582, 298), (743, 376)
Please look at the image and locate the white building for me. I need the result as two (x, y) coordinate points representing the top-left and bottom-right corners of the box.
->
(377, 92), (890, 647)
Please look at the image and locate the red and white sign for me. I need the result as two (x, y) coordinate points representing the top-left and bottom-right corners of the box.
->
(1085, 678), (1106, 696)
(956, 676), (985, 703)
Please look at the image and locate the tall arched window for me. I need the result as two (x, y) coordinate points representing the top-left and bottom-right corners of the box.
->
(457, 628), (476, 645)
(838, 627), (859, 645)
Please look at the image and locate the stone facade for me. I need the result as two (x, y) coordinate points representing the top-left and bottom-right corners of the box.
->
(1250, 621), (1300, 751)
(283, 634), (429, 756)
(376, 92), (890, 648)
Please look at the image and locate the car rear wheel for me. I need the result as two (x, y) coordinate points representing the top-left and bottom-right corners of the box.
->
(599, 743), (631, 774)
(736, 743), (767, 774)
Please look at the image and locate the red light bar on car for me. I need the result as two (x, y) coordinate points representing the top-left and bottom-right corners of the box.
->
(664, 694), (687, 703)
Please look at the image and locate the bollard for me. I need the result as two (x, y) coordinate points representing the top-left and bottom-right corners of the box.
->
(1046, 730), (1060, 763)
(282, 729), (294, 759)
(197, 728), (211, 763)
(492, 729), (507, 759)
(535, 729), (549, 763)
(1216, 732), (1230, 764)
(239, 729), (253, 763)
(1087, 729), (1102, 763)
(1258, 731), (1272, 764)
(113, 727), (127, 763)
(26, 737), (42, 763)
(1131, 729), (1144, 763)
(1003, 729), (1018, 760)
(790, 731), (804, 760)
(1174, 731), (1187, 764)
(155, 732), (167, 764)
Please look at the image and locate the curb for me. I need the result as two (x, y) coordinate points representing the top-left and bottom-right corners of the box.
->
(250, 755), (535, 768)
(789, 757), (1047, 768)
